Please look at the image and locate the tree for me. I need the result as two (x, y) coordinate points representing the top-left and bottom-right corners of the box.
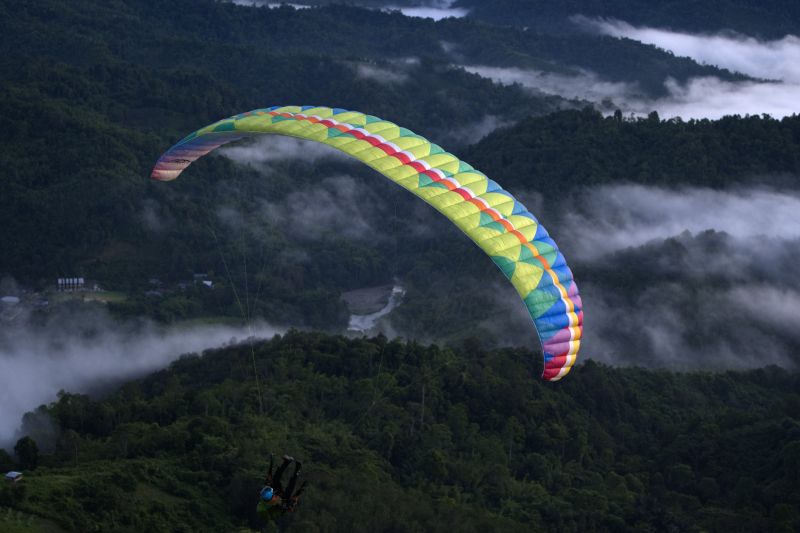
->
(14, 436), (39, 470)
(0, 448), (13, 471)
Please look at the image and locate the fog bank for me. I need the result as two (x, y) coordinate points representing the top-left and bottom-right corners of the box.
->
(0, 306), (282, 447)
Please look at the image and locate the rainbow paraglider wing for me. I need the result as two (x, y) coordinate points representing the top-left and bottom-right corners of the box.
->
(152, 106), (583, 381)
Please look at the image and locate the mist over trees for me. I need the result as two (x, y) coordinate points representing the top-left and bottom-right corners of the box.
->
(2, 1), (800, 531)
(459, 0), (800, 39)
(1, 0), (799, 362)
(2, 332), (799, 531)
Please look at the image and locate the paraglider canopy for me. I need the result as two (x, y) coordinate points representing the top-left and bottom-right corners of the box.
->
(151, 105), (583, 381)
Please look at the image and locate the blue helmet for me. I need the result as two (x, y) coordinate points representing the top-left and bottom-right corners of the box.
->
(260, 486), (274, 501)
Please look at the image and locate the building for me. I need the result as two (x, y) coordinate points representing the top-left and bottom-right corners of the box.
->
(0, 296), (20, 306)
(4, 471), (23, 483)
(57, 277), (85, 292)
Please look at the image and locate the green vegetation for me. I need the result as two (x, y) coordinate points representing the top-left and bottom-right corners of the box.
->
(0, 0), (780, 334)
(1, 0), (573, 330)
(0, 508), (65, 533)
(49, 291), (127, 305)
(467, 107), (800, 197)
(3, 331), (799, 531)
(3, 2), (799, 531)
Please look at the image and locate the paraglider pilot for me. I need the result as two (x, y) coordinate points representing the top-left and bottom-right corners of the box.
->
(257, 454), (307, 523)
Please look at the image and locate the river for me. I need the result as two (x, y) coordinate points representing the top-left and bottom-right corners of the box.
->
(346, 284), (405, 333)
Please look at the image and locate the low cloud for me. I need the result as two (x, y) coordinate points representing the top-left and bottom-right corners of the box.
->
(440, 40), (458, 54)
(0, 305), (282, 448)
(221, 134), (800, 373)
(227, 1), (467, 19)
(439, 114), (511, 145)
(462, 65), (641, 103)
(642, 77), (800, 120)
(564, 18), (800, 119)
(384, 1), (468, 20)
(354, 63), (410, 85)
(578, 17), (800, 83)
(550, 184), (800, 371)
(579, 280), (800, 371)
(261, 175), (383, 241)
(473, 281), (544, 349)
(355, 183), (800, 371)
(140, 198), (176, 235)
(219, 135), (349, 169)
(217, 204), (247, 232)
(350, 57), (421, 86)
(0, 276), (21, 297)
(464, 64), (800, 120)
(558, 184), (800, 260)
(228, 1), (313, 9)
(728, 285), (800, 339)
(219, 133), (439, 242)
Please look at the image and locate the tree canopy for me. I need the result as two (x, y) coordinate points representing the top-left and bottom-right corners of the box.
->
(2, 332), (799, 531)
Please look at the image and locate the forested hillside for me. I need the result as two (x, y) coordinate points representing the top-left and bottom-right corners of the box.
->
(2, 2), (800, 532)
(0, 0), (565, 327)
(2, 332), (798, 532)
(466, 108), (800, 197)
(0, 0), (753, 330)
